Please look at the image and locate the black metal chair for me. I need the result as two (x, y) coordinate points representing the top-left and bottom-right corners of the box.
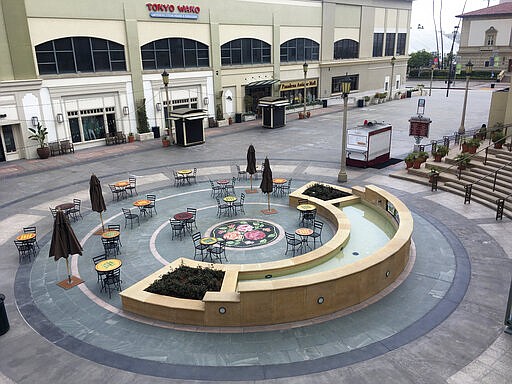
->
(107, 224), (122, 247)
(285, 232), (301, 257)
(209, 179), (223, 198)
(14, 240), (36, 263)
(172, 169), (185, 187)
(102, 237), (119, 258)
(207, 240), (227, 263)
(216, 197), (230, 217)
(49, 207), (58, 218)
(169, 219), (185, 240)
(280, 178), (292, 196)
(186, 168), (197, 184)
(92, 254), (107, 286)
(122, 208), (139, 229)
(192, 232), (209, 261)
(109, 184), (124, 201)
(226, 177), (236, 195)
(23, 226), (39, 250)
(235, 164), (247, 180)
(185, 208), (197, 232)
(146, 194), (157, 215)
(103, 269), (122, 299)
(302, 208), (317, 228)
(69, 198), (82, 221)
(310, 220), (324, 248)
(125, 176), (137, 196)
(233, 193), (245, 214)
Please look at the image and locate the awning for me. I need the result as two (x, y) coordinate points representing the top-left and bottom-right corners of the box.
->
(245, 79), (280, 88)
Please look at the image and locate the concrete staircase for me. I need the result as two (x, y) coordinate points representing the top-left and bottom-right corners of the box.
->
(391, 145), (512, 219)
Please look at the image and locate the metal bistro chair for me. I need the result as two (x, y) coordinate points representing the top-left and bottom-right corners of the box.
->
(101, 237), (120, 258)
(60, 139), (74, 154)
(172, 169), (185, 187)
(209, 179), (223, 198)
(302, 208), (317, 228)
(310, 220), (324, 248)
(285, 232), (301, 257)
(103, 269), (122, 299)
(14, 240), (36, 263)
(226, 177), (236, 196)
(186, 168), (197, 184)
(169, 219), (186, 240)
(107, 224), (122, 247)
(125, 176), (137, 196)
(122, 208), (139, 229)
(146, 194), (157, 215)
(280, 178), (292, 196)
(49, 207), (58, 218)
(236, 164), (247, 180)
(207, 240), (227, 264)
(216, 197), (230, 218)
(109, 184), (125, 201)
(69, 198), (82, 221)
(23, 226), (39, 250)
(92, 254), (107, 286)
(192, 232), (209, 261)
(185, 207), (197, 233)
(233, 192), (245, 214)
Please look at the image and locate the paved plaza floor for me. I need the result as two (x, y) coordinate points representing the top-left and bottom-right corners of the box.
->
(0, 84), (511, 383)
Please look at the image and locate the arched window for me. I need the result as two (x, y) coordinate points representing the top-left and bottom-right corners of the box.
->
(333, 39), (359, 60)
(221, 38), (271, 66)
(485, 27), (497, 46)
(35, 37), (126, 75)
(280, 38), (319, 63)
(141, 38), (209, 70)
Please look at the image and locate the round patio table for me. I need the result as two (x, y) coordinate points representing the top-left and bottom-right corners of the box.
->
(200, 237), (218, 246)
(115, 181), (129, 188)
(173, 212), (193, 221)
(55, 203), (74, 211)
(16, 233), (36, 242)
(177, 169), (192, 175)
(95, 258), (122, 273)
(101, 230), (120, 239)
(133, 199), (151, 208)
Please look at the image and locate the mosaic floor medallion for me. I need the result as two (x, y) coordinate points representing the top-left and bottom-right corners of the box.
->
(210, 219), (280, 249)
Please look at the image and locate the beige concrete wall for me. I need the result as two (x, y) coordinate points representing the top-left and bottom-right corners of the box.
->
(488, 90), (508, 128)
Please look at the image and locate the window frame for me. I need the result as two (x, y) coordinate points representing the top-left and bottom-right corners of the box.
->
(141, 38), (210, 70)
(333, 39), (359, 60)
(280, 38), (319, 63)
(221, 38), (271, 66)
(373, 33), (384, 57)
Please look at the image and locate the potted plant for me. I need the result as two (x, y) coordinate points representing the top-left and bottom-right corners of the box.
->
(306, 111), (311, 118)
(428, 167), (440, 182)
(298, 111), (305, 119)
(417, 151), (429, 163)
(404, 152), (416, 169)
(492, 130), (505, 149)
(161, 135), (171, 147)
(28, 122), (50, 159)
(455, 153), (471, 170)
(135, 100), (155, 141)
(364, 96), (370, 106)
(432, 145), (449, 162)
(412, 152), (424, 169)
(128, 132), (135, 143)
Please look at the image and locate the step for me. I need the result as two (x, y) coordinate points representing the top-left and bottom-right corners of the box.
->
(444, 180), (510, 203)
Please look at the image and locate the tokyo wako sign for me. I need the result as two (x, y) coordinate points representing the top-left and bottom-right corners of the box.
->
(146, 3), (200, 19)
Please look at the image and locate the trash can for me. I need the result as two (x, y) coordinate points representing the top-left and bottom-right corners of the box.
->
(235, 113), (242, 123)
(357, 99), (364, 108)
(151, 126), (161, 139)
(406, 90), (412, 98)
(491, 83), (495, 88)
(0, 294), (9, 336)
(322, 99), (328, 108)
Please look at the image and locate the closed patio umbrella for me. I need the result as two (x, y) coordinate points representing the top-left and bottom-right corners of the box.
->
(260, 157), (276, 214)
(246, 144), (257, 193)
(89, 174), (107, 233)
(49, 210), (83, 289)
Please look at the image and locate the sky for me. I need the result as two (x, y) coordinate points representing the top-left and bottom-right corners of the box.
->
(409, 0), (501, 53)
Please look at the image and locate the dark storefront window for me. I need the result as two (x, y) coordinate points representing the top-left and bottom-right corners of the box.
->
(221, 38), (271, 66)
(35, 37), (126, 75)
(2, 125), (16, 153)
(373, 33), (384, 57)
(333, 39), (359, 59)
(396, 33), (407, 55)
(280, 38), (319, 63)
(331, 74), (359, 94)
(68, 108), (114, 143)
(141, 38), (209, 70)
(385, 33), (396, 56)
(69, 118), (81, 143)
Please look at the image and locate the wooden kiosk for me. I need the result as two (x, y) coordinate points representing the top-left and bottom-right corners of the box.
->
(169, 108), (206, 147)
(258, 96), (289, 128)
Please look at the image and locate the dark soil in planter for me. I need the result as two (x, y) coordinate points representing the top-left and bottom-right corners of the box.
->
(303, 183), (351, 201)
(145, 265), (224, 300)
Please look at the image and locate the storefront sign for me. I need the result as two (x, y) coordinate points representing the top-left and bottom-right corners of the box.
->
(279, 79), (318, 91)
(409, 116), (431, 138)
(146, 3), (200, 19)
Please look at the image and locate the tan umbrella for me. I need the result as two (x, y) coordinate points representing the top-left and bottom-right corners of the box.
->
(89, 174), (107, 232)
(49, 210), (83, 288)
(246, 144), (257, 193)
(260, 157), (276, 214)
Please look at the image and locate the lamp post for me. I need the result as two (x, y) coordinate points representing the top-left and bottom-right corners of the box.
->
(338, 74), (351, 183)
(303, 62), (308, 118)
(458, 60), (473, 134)
(429, 63), (435, 96)
(388, 56), (396, 101)
(161, 69), (174, 143)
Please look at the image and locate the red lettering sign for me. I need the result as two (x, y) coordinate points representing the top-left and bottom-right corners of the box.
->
(147, 3), (199, 14)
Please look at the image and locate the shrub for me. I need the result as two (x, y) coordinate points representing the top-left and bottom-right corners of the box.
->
(303, 183), (351, 201)
(432, 145), (448, 157)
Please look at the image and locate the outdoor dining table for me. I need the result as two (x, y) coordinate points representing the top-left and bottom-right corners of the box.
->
(16, 233), (36, 242)
(133, 199), (152, 217)
(114, 181), (129, 188)
(297, 203), (316, 226)
(200, 237), (218, 261)
(174, 212), (193, 234)
(295, 227), (313, 253)
(55, 202), (74, 211)
(272, 178), (287, 196)
(177, 169), (192, 184)
(223, 195), (237, 216)
(95, 258), (122, 273)
(101, 230), (120, 239)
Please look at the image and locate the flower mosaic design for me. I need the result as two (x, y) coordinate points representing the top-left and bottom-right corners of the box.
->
(211, 220), (280, 249)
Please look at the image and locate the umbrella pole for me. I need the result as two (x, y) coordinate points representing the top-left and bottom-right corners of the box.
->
(250, 174), (253, 190)
(100, 212), (105, 232)
(65, 258), (71, 283)
(267, 194), (270, 211)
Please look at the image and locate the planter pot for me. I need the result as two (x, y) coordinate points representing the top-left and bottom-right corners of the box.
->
(412, 160), (422, 169)
(135, 132), (154, 142)
(306, 111), (311, 118)
(433, 154), (443, 162)
(162, 139), (170, 147)
(228, 117), (233, 125)
(468, 146), (477, 154)
(494, 142), (503, 149)
(461, 143), (469, 152)
(128, 135), (135, 143)
(36, 147), (51, 159)
(405, 160), (414, 169)
(298, 112), (304, 119)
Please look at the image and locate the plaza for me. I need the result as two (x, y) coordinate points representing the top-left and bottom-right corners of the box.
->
(1, 85), (511, 383)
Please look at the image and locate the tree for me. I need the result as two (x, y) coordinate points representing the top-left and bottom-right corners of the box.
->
(136, 99), (150, 134)
(408, 50), (434, 69)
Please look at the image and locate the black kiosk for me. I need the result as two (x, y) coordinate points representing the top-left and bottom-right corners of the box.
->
(169, 108), (207, 147)
(259, 96), (289, 128)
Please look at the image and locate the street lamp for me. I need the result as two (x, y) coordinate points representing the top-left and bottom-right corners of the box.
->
(303, 62), (308, 118)
(338, 74), (351, 183)
(161, 69), (174, 143)
(458, 60), (473, 134)
(388, 56), (396, 101)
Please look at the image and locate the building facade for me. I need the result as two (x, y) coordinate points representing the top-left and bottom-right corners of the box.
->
(0, 0), (412, 161)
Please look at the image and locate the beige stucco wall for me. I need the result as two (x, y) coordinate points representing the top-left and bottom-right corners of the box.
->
(467, 19), (512, 46)
(280, 26), (321, 44)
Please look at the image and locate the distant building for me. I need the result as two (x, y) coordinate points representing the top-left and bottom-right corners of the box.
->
(0, 0), (413, 162)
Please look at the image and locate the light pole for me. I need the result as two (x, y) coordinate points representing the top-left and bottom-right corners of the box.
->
(458, 61), (473, 134)
(388, 56), (396, 101)
(302, 62), (308, 118)
(429, 63), (435, 96)
(161, 69), (174, 143)
(338, 74), (351, 183)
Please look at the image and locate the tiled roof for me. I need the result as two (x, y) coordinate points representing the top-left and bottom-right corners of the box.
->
(457, 3), (512, 18)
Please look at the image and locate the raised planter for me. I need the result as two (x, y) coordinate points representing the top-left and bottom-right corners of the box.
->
(242, 114), (256, 122)
(135, 132), (154, 141)
(217, 119), (229, 127)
